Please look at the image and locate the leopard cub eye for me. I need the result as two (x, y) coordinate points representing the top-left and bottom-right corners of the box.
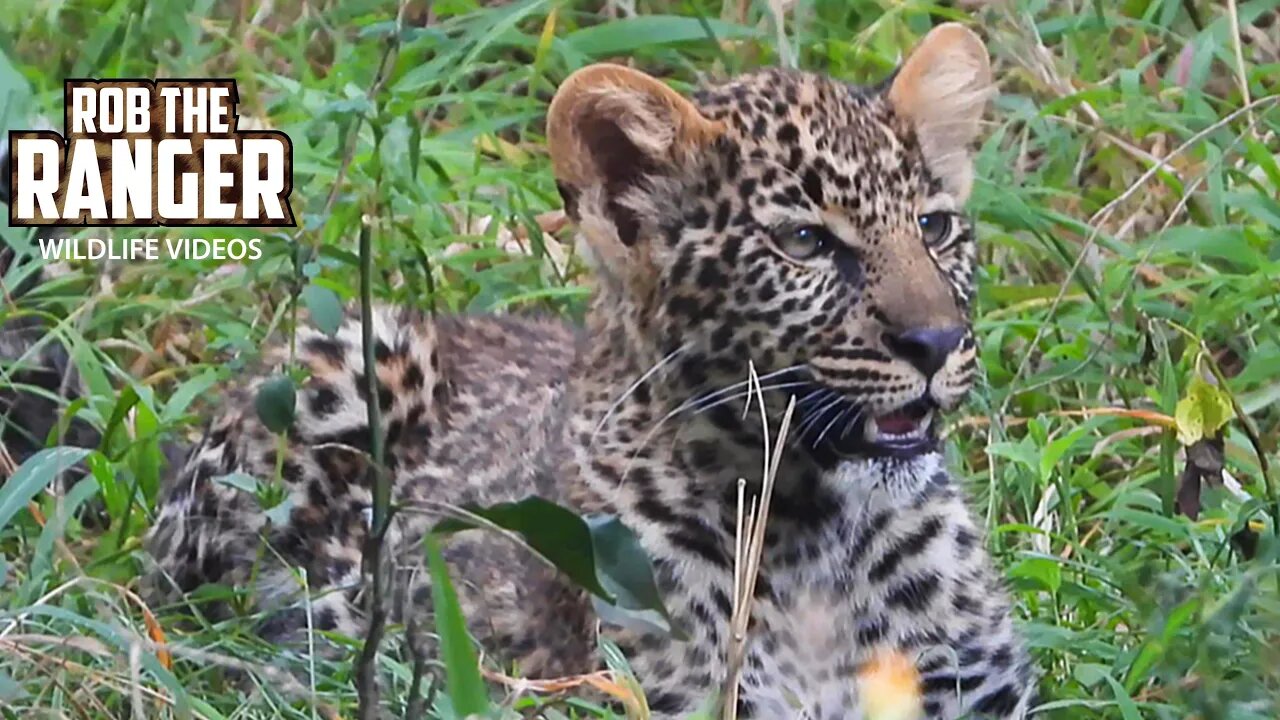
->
(777, 225), (831, 260)
(918, 212), (953, 246)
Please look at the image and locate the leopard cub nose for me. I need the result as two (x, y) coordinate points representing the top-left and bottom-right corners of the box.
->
(884, 326), (966, 377)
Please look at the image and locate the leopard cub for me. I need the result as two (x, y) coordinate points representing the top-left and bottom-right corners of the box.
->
(149, 23), (1036, 718)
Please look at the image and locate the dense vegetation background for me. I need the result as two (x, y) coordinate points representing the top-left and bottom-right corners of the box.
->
(1, 0), (1278, 718)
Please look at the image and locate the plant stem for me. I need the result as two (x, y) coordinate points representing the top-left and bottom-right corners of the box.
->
(355, 221), (391, 720)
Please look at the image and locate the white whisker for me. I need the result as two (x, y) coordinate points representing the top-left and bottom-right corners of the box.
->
(815, 404), (852, 446)
(839, 408), (866, 439)
(684, 364), (805, 414)
(797, 393), (844, 437)
(690, 381), (810, 417)
(617, 371), (808, 486)
(591, 342), (691, 443)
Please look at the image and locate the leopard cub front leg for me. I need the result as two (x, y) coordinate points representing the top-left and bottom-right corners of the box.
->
(896, 505), (1037, 718)
(916, 582), (1036, 718)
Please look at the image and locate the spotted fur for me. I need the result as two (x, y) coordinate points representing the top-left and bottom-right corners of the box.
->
(148, 24), (1035, 718)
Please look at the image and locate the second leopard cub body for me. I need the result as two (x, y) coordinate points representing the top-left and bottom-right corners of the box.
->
(149, 24), (1035, 718)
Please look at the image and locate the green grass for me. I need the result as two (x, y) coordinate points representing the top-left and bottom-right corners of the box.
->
(2, 0), (1279, 717)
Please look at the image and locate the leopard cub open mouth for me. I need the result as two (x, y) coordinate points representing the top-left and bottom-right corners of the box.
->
(861, 398), (937, 458)
(791, 378), (940, 460)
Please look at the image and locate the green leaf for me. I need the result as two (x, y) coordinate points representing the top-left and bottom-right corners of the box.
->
(1010, 556), (1062, 593)
(161, 369), (219, 423)
(0, 447), (92, 531)
(1242, 136), (1280, 192)
(1152, 225), (1265, 268)
(1104, 673), (1144, 720)
(0, 45), (32, 132)
(254, 375), (297, 434)
(434, 496), (681, 634)
(1174, 376), (1235, 446)
(263, 496), (295, 526)
(0, 668), (27, 702)
(1072, 663), (1109, 689)
(587, 514), (682, 636)
(301, 282), (344, 337)
(565, 15), (759, 57)
(213, 473), (261, 494)
(99, 385), (141, 451)
(435, 496), (610, 597)
(425, 535), (491, 716)
(129, 393), (163, 498)
(31, 475), (99, 580)
(1038, 422), (1094, 483)
(986, 439), (1040, 473)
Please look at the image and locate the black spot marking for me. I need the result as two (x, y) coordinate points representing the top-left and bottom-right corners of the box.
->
(886, 572), (941, 612)
(309, 385), (341, 416)
(972, 684), (1022, 715)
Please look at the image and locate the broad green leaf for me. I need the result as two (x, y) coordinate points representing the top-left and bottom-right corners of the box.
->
(129, 391), (163, 498)
(87, 451), (124, 520)
(0, 447), (92, 531)
(254, 375), (297, 433)
(587, 514), (681, 635)
(1174, 376), (1234, 446)
(1225, 190), (1280, 230)
(1010, 556), (1063, 593)
(301, 282), (344, 337)
(434, 496), (680, 634)
(1242, 136), (1280, 192)
(1109, 507), (1189, 537)
(435, 496), (610, 597)
(986, 439), (1039, 473)
(425, 535), (491, 716)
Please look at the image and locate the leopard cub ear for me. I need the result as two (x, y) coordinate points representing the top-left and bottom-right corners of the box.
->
(547, 64), (722, 248)
(888, 23), (994, 201)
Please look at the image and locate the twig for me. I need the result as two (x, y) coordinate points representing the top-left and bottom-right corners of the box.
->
(403, 617), (437, 720)
(946, 406), (1177, 437)
(481, 666), (644, 711)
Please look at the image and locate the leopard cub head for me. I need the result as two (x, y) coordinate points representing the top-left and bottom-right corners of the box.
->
(548, 24), (993, 460)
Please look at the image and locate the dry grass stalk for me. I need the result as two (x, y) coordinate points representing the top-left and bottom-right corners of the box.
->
(720, 362), (796, 719)
(482, 667), (647, 718)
